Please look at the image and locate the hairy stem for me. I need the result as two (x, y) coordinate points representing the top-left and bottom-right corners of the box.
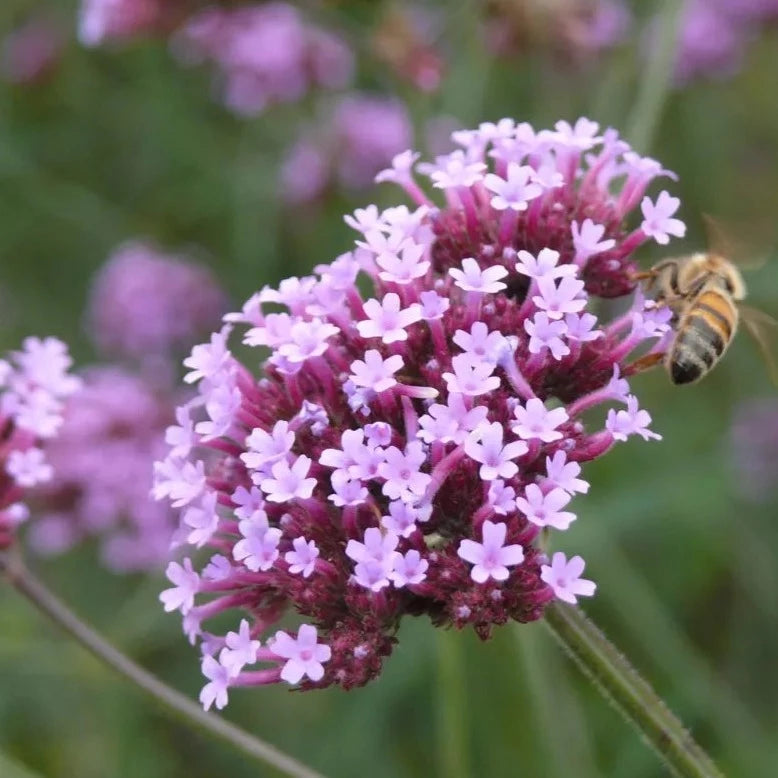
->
(544, 602), (724, 778)
(0, 551), (323, 778)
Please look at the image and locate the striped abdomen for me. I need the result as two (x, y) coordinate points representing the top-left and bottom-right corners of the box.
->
(668, 287), (738, 384)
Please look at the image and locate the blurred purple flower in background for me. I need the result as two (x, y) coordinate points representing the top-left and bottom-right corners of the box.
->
(371, 3), (446, 92)
(1, 15), (65, 85)
(729, 398), (778, 503)
(171, 3), (353, 116)
(87, 240), (227, 372)
(485, 0), (631, 62)
(281, 94), (413, 204)
(78, 0), (176, 46)
(154, 117), (684, 707)
(28, 367), (179, 572)
(19, 242), (227, 572)
(658, 0), (778, 85)
(0, 339), (80, 549)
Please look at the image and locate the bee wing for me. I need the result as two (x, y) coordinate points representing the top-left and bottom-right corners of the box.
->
(740, 304), (778, 386)
(702, 213), (774, 270)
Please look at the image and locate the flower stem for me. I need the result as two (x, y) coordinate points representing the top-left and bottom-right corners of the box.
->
(625, 1), (686, 152)
(543, 602), (724, 778)
(435, 630), (470, 778)
(0, 551), (323, 778)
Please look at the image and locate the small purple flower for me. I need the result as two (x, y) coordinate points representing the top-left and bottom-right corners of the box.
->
(525, 313), (570, 360)
(457, 520), (525, 583)
(260, 456), (317, 503)
(160, 559), (200, 614)
(6, 448), (52, 487)
(270, 624), (332, 684)
(284, 536), (320, 577)
(234, 513), (282, 571)
(390, 549), (429, 587)
(511, 399), (569, 442)
(442, 355), (501, 397)
(533, 275), (587, 319)
(379, 443), (431, 502)
(357, 293), (422, 343)
(484, 163), (543, 211)
(449, 257), (509, 293)
(515, 248), (576, 280)
(541, 552), (597, 604)
(464, 422), (528, 481)
(571, 219), (616, 267)
(350, 351), (404, 393)
(606, 395), (662, 441)
(640, 192), (686, 245)
(544, 451), (590, 495)
(220, 620), (261, 677)
(200, 655), (232, 712)
(516, 485), (576, 530)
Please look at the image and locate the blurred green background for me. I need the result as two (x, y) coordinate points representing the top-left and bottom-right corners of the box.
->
(2, 1), (778, 776)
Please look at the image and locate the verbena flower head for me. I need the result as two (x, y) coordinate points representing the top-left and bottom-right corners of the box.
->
(0, 338), (80, 548)
(155, 117), (681, 707)
(87, 240), (227, 368)
(28, 366), (178, 572)
(170, 3), (353, 116)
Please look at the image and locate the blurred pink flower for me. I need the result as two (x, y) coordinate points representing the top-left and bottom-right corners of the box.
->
(1, 16), (65, 85)
(78, 0), (172, 47)
(0, 338), (80, 548)
(86, 241), (227, 368)
(171, 3), (353, 116)
(28, 366), (179, 572)
(281, 94), (412, 204)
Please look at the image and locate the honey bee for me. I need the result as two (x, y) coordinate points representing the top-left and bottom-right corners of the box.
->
(636, 231), (778, 385)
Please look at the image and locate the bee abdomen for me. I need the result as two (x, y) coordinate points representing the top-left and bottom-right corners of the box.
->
(669, 291), (736, 384)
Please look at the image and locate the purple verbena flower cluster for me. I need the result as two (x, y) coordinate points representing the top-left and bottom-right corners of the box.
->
(667, 0), (778, 85)
(280, 94), (413, 205)
(154, 117), (684, 709)
(28, 367), (179, 572)
(0, 338), (80, 548)
(87, 240), (227, 370)
(171, 3), (353, 116)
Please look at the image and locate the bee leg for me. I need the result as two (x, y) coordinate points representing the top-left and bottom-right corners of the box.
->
(627, 270), (657, 283)
(629, 352), (665, 374)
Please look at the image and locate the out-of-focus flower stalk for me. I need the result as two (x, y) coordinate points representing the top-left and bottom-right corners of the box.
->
(0, 548), (322, 778)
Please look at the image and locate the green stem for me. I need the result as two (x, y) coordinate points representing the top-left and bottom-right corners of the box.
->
(435, 630), (469, 778)
(544, 602), (724, 778)
(625, 2), (686, 152)
(0, 552), (323, 778)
